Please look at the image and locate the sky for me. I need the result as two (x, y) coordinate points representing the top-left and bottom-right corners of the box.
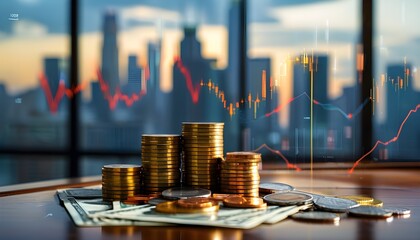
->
(1, 0), (420, 125)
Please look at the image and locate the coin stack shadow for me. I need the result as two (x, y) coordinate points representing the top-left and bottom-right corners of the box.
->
(182, 122), (224, 192)
(141, 134), (181, 193)
(220, 152), (261, 197)
(102, 164), (142, 201)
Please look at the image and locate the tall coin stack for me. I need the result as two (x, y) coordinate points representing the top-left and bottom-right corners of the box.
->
(102, 164), (142, 201)
(220, 152), (261, 197)
(141, 134), (181, 193)
(182, 122), (224, 191)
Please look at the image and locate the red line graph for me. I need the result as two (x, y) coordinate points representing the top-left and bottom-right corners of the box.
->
(38, 57), (420, 174)
(348, 103), (420, 173)
(253, 144), (301, 171)
(39, 67), (148, 113)
(174, 56), (200, 104)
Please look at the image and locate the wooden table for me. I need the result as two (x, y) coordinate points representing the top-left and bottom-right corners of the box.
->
(1, 169), (420, 240)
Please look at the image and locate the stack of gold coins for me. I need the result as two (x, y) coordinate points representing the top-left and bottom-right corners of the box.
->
(141, 134), (181, 193)
(102, 164), (142, 201)
(220, 152), (261, 197)
(182, 122), (224, 191)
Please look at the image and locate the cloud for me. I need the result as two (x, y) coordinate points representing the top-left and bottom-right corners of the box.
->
(12, 19), (47, 37)
(120, 6), (181, 30)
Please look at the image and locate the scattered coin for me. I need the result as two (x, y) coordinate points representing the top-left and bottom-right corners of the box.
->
(259, 182), (295, 194)
(291, 211), (340, 223)
(156, 201), (219, 214)
(349, 206), (393, 218)
(314, 197), (359, 213)
(162, 187), (212, 200)
(263, 192), (313, 206)
(382, 207), (411, 215)
(177, 197), (218, 208)
(223, 196), (267, 208)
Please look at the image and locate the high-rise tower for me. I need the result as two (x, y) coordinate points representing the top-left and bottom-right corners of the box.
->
(101, 11), (119, 95)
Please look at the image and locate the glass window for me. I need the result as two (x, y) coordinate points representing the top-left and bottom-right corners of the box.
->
(78, 0), (237, 151)
(0, 155), (67, 186)
(247, 0), (361, 168)
(0, 0), (69, 149)
(373, 0), (420, 161)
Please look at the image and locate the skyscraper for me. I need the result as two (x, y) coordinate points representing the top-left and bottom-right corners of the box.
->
(44, 58), (60, 96)
(147, 41), (161, 99)
(101, 10), (119, 95)
(127, 55), (141, 94)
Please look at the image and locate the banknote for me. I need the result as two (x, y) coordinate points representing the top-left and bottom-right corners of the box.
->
(57, 189), (168, 227)
(95, 204), (303, 229)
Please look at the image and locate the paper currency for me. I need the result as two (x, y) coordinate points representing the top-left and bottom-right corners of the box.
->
(94, 204), (303, 229)
(57, 189), (167, 227)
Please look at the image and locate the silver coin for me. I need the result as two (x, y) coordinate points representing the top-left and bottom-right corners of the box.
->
(259, 182), (295, 193)
(349, 206), (393, 218)
(147, 198), (170, 206)
(263, 192), (313, 206)
(315, 197), (359, 213)
(291, 211), (340, 222)
(162, 187), (211, 200)
(381, 207), (411, 215)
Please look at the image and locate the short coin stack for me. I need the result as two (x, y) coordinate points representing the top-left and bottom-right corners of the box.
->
(141, 134), (181, 193)
(220, 152), (261, 197)
(182, 122), (224, 191)
(102, 164), (142, 201)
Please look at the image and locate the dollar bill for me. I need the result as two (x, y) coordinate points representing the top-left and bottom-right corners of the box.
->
(57, 189), (168, 227)
(95, 204), (304, 229)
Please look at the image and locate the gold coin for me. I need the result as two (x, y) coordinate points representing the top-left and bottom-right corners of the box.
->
(101, 172), (142, 178)
(185, 163), (219, 168)
(220, 180), (260, 185)
(221, 161), (261, 167)
(185, 179), (218, 184)
(211, 193), (242, 201)
(368, 199), (384, 207)
(142, 165), (180, 170)
(143, 186), (175, 192)
(156, 201), (219, 214)
(219, 172), (258, 178)
(226, 152), (260, 157)
(142, 134), (181, 139)
(101, 178), (141, 184)
(223, 196), (266, 208)
(220, 188), (259, 194)
(186, 170), (218, 175)
(184, 150), (224, 154)
(102, 164), (142, 172)
(220, 186), (259, 191)
(142, 162), (180, 167)
(183, 140), (224, 145)
(183, 136), (224, 141)
(220, 175), (260, 182)
(182, 122), (224, 127)
(141, 144), (180, 148)
(176, 197), (218, 208)
(220, 169), (259, 174)
(220, 167), (260, 172)
(338, 195), (374, 205)
(142, 160), (180, 165)
(142, 171), (180, 176)
(141, 150), (180, 154)
(141, 140), (180, 145)
(102, 187), (140, 192)
(184, 158), (221, 164)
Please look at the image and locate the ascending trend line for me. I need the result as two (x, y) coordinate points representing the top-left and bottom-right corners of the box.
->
(253, 144), (301, 171)
(348, 103), (420, 173)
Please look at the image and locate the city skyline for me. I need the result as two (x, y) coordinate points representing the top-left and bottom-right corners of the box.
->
(1, 1), (420, 164)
